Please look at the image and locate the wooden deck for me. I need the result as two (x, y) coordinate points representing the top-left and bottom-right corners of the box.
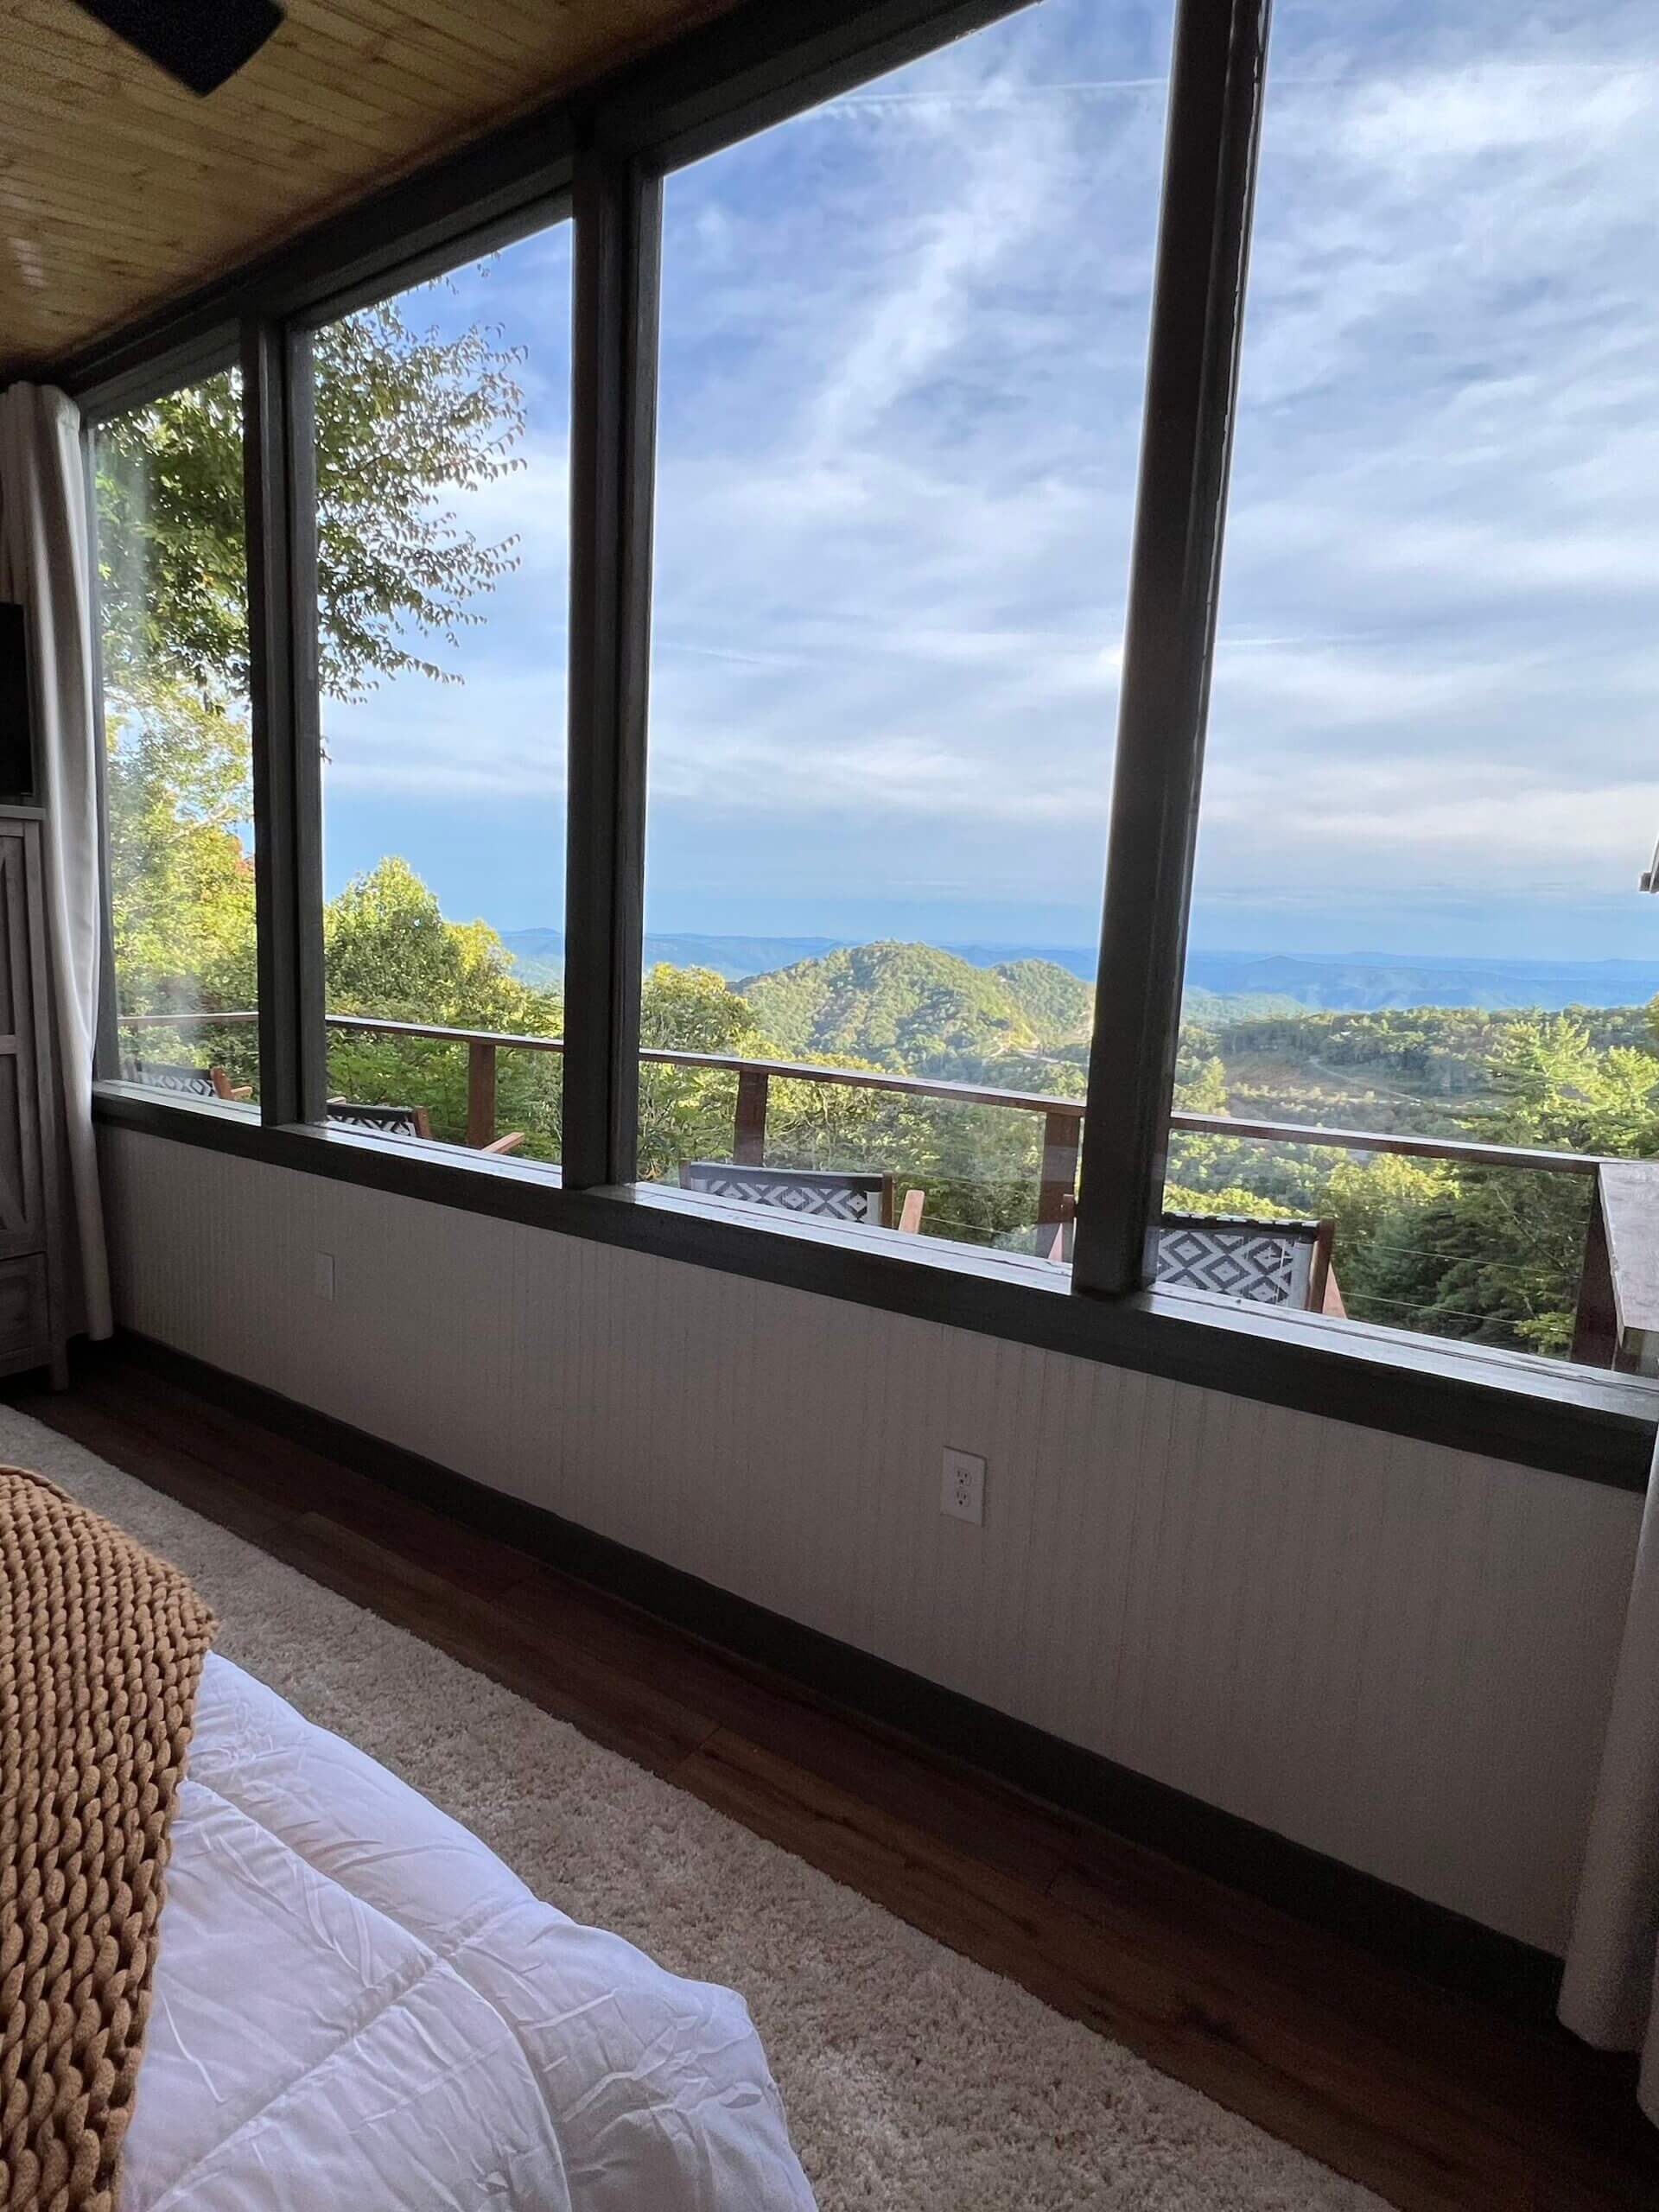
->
(8, 1344), (1659, 2212)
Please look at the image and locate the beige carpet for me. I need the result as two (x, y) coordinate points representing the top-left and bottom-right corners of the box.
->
(3, 1403), (1391, 2212)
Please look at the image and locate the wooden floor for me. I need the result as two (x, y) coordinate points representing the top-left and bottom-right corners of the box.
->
(8, 1345), (1658, 2212)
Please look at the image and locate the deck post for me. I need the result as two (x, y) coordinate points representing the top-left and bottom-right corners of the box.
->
(1037, 1110), (1081, 1256)
(467, 1039), (498, 1149)
(733, 1066), (770, 1165)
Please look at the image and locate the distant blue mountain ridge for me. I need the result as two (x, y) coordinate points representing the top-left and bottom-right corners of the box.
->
(499, 929), (1659, 1014)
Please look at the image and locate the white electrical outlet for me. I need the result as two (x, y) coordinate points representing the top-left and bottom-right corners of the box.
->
(315, 1252), (335, 1301)
(941, 1447), (985, 1525)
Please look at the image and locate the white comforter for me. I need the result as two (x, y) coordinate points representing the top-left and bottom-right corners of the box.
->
(124, 1654), (817, 2211)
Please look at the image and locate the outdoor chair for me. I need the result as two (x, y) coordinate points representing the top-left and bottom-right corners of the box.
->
(679, 1160), (925, 1233)
(1154, 1211), (1337, 1311)
(326, 1099), (525, 1154)
(127, 1059), (251, 1102)
(1040, 1202), (1339, 1313)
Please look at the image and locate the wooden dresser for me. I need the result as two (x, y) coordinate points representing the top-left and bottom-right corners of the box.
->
(0, 810), (67, 1388)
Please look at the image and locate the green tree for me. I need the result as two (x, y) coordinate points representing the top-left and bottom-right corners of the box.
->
(1161, 1022), (1335, 1214)
(324, 859), (563, 1157)
(105, 678), (258, 1028)
(1319, 1153), (1452, 1331)
(1162, 1183), (1300, 1220)
(312, 299), (524, 701)
(99, 297), (524, 709)
(98, 291), (527, 1087)
(1344, 1020), (1659, 1354)
(637, 964), (770, 1179)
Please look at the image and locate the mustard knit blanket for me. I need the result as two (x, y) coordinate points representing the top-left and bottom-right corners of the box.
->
(0, 1466), (215, 2211)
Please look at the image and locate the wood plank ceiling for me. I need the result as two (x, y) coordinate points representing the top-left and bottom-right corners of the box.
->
(0, 0), (737, 377)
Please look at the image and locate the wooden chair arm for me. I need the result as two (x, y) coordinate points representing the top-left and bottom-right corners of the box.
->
(229, 1085), (253, 1100)
(482, 1131), (526, 1155)
(898, 1188), (925, 1234)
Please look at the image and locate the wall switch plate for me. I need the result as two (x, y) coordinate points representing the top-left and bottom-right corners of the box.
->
(315, 1252), (335, 1301)
(941, 1447), (985, 1525)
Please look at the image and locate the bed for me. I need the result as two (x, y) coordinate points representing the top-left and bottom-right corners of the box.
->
(123, 1652), (817, 2211)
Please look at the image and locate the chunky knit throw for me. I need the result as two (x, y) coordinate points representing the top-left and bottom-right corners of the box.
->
(0, 1466), (215, 2211)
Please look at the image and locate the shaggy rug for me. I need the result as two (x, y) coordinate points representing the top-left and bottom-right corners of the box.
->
(3, 1403), (1389, 2212)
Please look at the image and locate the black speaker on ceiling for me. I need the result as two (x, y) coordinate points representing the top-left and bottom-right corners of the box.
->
(0, 605), (40, 804)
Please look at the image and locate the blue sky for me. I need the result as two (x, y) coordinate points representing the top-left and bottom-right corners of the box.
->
(320, 0), (1659, 965)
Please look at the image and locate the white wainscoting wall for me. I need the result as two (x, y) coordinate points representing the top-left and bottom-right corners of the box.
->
(99, 1124), (1640, 1954)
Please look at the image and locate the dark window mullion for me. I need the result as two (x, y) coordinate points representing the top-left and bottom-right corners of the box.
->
(1071, 0), (1273, 1300)
(563, 148), (663, 1190)
(285, 331), (327, 1122)
(243, 318), (326, 1127)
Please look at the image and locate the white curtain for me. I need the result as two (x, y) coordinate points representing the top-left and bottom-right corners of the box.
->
(1560, 1439), (1659, 2122)
(0, 382), (112, 1339)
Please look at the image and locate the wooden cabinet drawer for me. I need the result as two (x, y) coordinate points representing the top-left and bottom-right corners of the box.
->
(0, 1252), (48, 1370)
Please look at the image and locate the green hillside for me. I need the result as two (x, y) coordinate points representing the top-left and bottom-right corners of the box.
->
(1203, 1002), (1659, 1135)
(1181, 987), (1302, 1026)
(988, 958), (1093, 1041)
(738, 941), (1088, 1073)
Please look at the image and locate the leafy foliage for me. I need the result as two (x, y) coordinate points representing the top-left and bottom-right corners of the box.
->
(1165, 1007), (1659, 1354)
(99, 288), (527, 1094)
(738, 942), (1084, 1076)
(1329, 1020), (1659, 1352)
(314, 297), (525, 701)
(637, 964), (769, 1181)
(99, 373), (249, 700)
(323, 860), (564, 1158)
(97, 298), (525, 712)
(105, 679), (258, 1028)
(987, 958), (1093, 1042)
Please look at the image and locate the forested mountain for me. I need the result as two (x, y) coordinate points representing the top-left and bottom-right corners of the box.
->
(1207, 1003), (1656, 1135)
(502, 927), (1659, 1017)
(736, 942), (1089, 1074)
(1182, 987), (1302, 1025)
(501, 929), (846, 987)
(984, 959), (1094, 1041)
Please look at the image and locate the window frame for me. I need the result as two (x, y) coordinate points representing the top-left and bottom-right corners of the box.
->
(83, 330), (250, 1096)
(67, 0), (1659, 1491)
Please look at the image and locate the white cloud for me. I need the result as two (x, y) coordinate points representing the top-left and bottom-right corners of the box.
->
(336, 0), (1659, 955)
(1343, 60), (1649, 169)
(324, 665), (568, 801)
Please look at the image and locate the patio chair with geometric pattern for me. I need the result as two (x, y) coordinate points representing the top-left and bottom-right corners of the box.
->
(1153, 1211), (1337, 1311)
(325, 1098), (525, 1154)
(678, 1160), (925, 1233)
(126, 1059), (251, 1102)
(1039, 1201), (1339, 1313)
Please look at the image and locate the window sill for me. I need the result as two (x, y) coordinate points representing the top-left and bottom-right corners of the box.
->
(92, 1082), (1659, 1493)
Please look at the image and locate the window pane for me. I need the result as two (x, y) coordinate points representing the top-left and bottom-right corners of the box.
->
(1172, 0), (1659, 1362)
(308, 226), (570, 1161)
(638, 0), (1167, 1258)
(97, 372), (258, 1103)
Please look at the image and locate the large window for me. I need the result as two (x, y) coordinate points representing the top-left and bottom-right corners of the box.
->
(81, 0), (1659, 1466)
(636, 0), (1166, 1260)
(1167, 0), (1659, 1363)
(95, 372), (258, 1106)
(306, 223), (572, 1164)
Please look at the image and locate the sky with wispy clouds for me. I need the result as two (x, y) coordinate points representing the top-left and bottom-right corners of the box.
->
(320, 0), (1659, 964)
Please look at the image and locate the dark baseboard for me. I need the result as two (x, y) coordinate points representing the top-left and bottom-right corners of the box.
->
(104, 1327), (1565, 2025)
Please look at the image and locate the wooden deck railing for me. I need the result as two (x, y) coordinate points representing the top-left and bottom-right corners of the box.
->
(118, 1007), (1605, 1249)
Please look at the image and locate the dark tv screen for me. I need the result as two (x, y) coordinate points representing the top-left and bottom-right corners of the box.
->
(0, 603), (36, 802)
